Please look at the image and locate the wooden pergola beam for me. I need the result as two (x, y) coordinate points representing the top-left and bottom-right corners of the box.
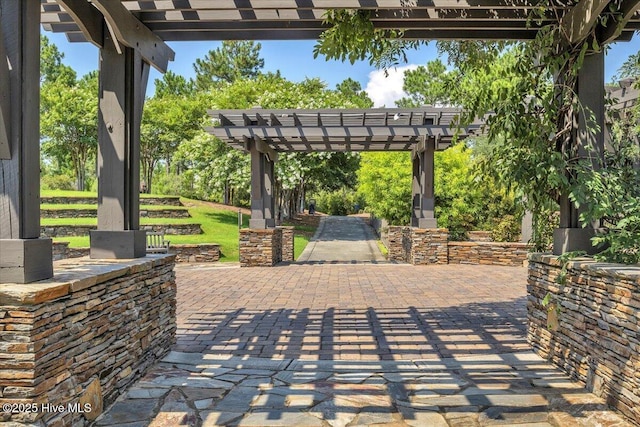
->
(90, 0), (175, 72)
(57, 0), (104, 48)
(561, 0), (611, 44)
(599, 0), (640, 44)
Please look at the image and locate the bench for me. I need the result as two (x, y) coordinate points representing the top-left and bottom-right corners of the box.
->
(146, 231), (170, 254)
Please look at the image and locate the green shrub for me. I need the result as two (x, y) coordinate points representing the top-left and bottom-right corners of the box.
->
(313, 188), (364, 215)
(41, 173), (75, 191)
(490, 214), (522, 242)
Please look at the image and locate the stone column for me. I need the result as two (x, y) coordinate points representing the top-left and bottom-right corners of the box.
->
(553, 52), (605, 255)
(90, 33), (149, 259)
(0, 1), (53, 283)
(411, 137), (438, 228)
(249, 139), (276, 229)
(279, 226), (295, 262)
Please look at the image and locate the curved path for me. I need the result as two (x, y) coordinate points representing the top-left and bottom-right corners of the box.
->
(296, 216), (386, 263)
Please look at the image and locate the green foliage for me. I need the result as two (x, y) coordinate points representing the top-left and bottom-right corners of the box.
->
(194, 41), (265, 89)
(336, 78), (374, 108)
(357, 152), (412, 225)
(396, 59), (456, 107)
(491, 215), (522, 242)
(153, 71), (195, 97)
(612, 50), (639, 81)
(40, 72), (98, 191)
(313, 9), (421, 69)
(140, 93), (208, 193)
(40, 35), (76, 85)
(313, 188), (364, 216)
(41, 172), (75, 191)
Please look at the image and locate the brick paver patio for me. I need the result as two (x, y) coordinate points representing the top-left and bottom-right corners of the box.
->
(174, 263), (529, 360)
(94, 263), (634, 426)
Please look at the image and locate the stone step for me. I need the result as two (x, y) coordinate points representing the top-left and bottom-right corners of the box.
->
(41, 223), (203, 237)
(40, 207), (191, 219)
(41, 196), (183, 206)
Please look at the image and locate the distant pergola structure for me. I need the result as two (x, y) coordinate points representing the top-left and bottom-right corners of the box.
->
(208, 107), (482, 229)
(0, 0), (638, 282)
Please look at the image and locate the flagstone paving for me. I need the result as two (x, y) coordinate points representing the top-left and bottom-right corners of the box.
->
(94, 263), (634, 426)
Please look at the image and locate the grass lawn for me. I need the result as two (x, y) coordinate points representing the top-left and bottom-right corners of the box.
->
(45, 192), (315, 263)
(41, 190), (178, 199)
(41, 203), (188, 211)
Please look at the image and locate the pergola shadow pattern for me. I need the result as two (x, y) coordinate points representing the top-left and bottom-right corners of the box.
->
(92, 264), (634, 426)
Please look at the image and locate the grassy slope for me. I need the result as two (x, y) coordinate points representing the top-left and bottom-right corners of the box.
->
(44, 191), (312, 263)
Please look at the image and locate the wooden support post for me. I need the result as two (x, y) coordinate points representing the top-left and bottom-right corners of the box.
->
(90, 33), (148, 258)
(553, 51), (605, 255)
(0, 0), (53, 283)
(411, 137), (438, 229)
(248, 139), (276, 229)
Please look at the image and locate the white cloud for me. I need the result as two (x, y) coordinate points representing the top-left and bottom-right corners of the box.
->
(365, 65), (418, 108)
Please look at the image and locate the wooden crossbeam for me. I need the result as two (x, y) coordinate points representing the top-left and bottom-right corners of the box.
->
(57, 0), (104, 48)
(560, 0), (610, 44)
(599, 0), (640, 44)
(90, 0), (175, 72)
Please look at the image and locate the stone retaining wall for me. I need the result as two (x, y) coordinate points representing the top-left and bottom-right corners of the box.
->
(42, 224), (202, 237)
(292, 214), (322, 228)
(449, 241), (529, 266)
(41, 208), (190, 219)
(52, 242), (220, 263)
(239, 229), (283, 267)
(527, 254), (640, 423)
(41, 196), (182, 206)
(411, 228), (449, 265)
(0, 255), (177, 426)
(386, 227), (528, 266)
(172, 244), (221, 263)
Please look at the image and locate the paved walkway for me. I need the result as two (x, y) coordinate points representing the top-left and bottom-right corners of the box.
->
(297, 216), (385, 263)
(94, 264), (633, 426)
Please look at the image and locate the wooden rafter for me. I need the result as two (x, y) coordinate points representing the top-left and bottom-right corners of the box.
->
(599, 0), (640, 44)
(90, 0), (175, 72)
(560, 0), (611, 44)
(57, 0), (104, 48)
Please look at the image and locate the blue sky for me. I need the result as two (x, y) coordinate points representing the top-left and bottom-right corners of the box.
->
(45, 32), (639, 107)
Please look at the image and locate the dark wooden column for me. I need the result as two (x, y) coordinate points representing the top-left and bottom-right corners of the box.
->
(411, 137), (438, 228)
(0, 0), (53, 283)
(90, 33), (149, 258)
(553, 51), (605, 255)
(248, 138), (277, 229)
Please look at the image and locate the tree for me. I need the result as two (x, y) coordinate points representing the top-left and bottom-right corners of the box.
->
(153, 71), (195, 97)
(40, 35), (76, 85)
(140, 93), (208, 194)
(193, 41), (265, 90)
(40, 72), (98, 191)
(357, 152), (412, 225)
(396, 59), (456, 107)
(612, 50), (640, 81)
(336, 78), (373, 108)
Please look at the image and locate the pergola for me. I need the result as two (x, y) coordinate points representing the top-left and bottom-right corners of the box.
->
(208, 107), (483, 228)
(0, 0), (638, 282)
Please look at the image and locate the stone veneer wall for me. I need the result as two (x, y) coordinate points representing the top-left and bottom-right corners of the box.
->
(279, 227), (295, 262)
(410, 228), (449, 265)
(527, 254), (640, 423)
(172, 244), (221, 263)
(42, 224), (202, 237)
(386, 227), (529, 266)
(239, 228), (283, 267)
(0, 255), (176, 426)
(52, 242), (220, 264)
(41, 196), (181, 206)
(449, 242), (528, 266)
